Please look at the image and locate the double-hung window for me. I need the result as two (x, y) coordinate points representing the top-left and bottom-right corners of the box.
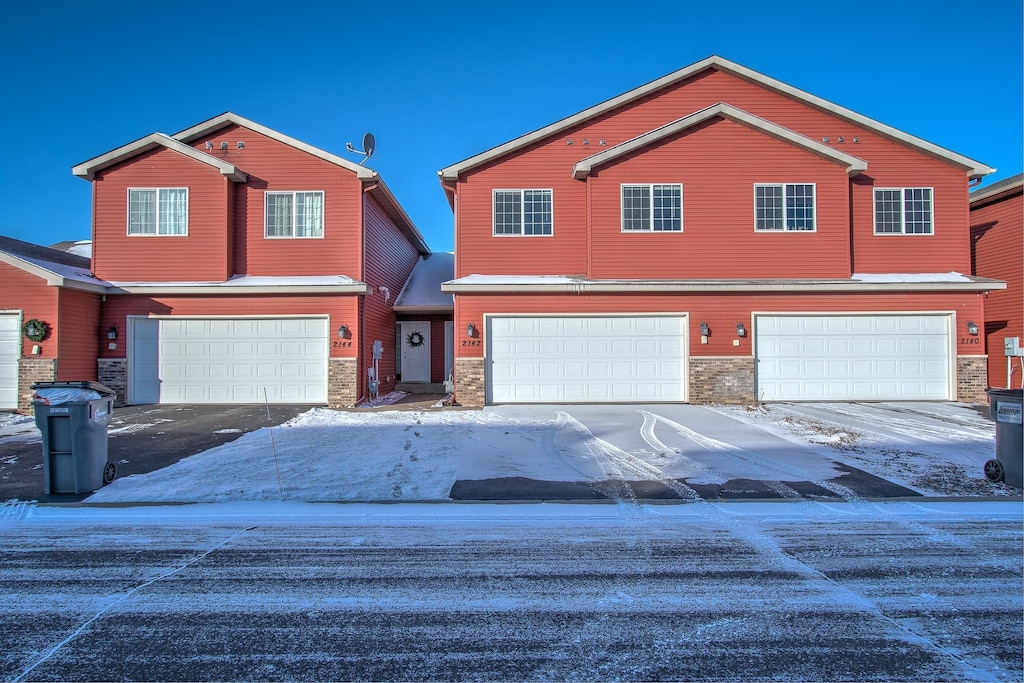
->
(493, 189), (552, 236)
(128, 188), (188, 235)
(265, 191), (325, 238)
(621, 184), (682, 232)
(754, 183), (815, 231)
(874, 188), (932, 234)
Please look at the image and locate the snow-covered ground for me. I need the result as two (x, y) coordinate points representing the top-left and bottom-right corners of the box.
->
(0, 400), (989, 503)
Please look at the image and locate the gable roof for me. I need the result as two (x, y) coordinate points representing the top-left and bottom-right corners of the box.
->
(393, 252), (455, 312)
(72, 133), (247, 181)
(572, 103), (868, 179)
(0, 235), (108, 293)
(970, 172), (1023, 208)
(439, 55), (993, 181)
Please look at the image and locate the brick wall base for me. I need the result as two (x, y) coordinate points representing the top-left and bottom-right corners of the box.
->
(17, 358), (57, 414)
(454, 358), (485, 407)
(98, 359), (128, 408)
(689, 356), (755, 404)
(328, 358), (358, 408)
(957, 355), (988, 403)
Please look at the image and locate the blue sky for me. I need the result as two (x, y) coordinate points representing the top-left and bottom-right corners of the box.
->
(1, 0), (1020, 254)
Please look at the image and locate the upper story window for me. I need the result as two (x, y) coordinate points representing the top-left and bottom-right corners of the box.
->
(874, 188), (932, 234)
(754, 183), (815, 231)
(265, 191), (324, 238)
(128, 188), (188, 236)
(622, 184), (682, 232)
(493, 189), (552, 236)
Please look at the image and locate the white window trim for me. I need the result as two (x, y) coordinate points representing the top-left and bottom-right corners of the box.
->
(873, 187), (935, 236)
(264, 190), (326, 239)
(491, 189), (554, 237)
(126, 187), (189, 237)
(753, 183), (817, 232)
(620, 183), (684, 233)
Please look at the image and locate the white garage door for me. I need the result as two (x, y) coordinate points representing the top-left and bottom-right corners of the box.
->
(130, 317), (328, 404)
(487, 316), (687, 403)
(755, 314), (953, 401)
(0, 314), (19, 409)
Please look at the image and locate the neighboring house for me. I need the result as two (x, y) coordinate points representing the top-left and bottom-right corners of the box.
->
(0, 237), (106, 411)
(68, 112), (430, 408)
(439, 55), (1004, 406)
(971, 173), (1023, 388)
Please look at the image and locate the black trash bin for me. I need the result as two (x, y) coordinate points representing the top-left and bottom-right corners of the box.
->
(984, 388), (1023, 489)
(31, 381), (116, 494)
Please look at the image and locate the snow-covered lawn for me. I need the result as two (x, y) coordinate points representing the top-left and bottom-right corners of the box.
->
(35, 400), (1006, 504)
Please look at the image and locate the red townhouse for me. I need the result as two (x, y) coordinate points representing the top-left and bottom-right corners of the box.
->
(66, 113), (434, 408)
(439, 56), (1004, 406)
(0, 237), (105, 411)
(970, 174), (1023, 389)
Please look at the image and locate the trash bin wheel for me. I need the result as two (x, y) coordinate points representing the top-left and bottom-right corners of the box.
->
(103, 462), (116, 485)
(984, 459), (1004, 483)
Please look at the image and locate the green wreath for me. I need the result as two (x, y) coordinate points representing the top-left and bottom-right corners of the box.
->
(406, 331), (425, 348)
(23, 319), (49, 342)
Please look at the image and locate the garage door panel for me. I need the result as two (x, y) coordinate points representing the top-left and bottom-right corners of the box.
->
(756, 314), (951, 401)
(487, 315), (687, 403)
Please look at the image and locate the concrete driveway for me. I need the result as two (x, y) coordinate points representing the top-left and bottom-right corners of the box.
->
(0, 404), (316, 503)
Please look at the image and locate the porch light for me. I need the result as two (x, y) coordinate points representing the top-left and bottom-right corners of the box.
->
(337, 325), (349, 338)
(699, 322), (710, 337)
(466, 323), (476, 338)
(967, 321), (979, 336)
(106, 326), (117, 340)
(736, 323), (747, 337)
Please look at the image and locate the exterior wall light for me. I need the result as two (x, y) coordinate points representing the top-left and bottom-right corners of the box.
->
(699, 322), (710, 337)
(967, 321), (979, 336)
(466, 323), (476, 338)
(107, 326), (118, 340)
(337, 325), (349, 338)
(736, 323), (747, 337)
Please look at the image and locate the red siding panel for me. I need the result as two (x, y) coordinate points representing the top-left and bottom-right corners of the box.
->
(0, 268), (58, 358)
(92, 147), (231, 282)
(972, 190), (1024, 387)
(56, 288), (100, 381)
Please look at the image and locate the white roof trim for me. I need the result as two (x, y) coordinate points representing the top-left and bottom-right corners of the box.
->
(173, 113), (377, 180)
(573, 103), (867, 179)
(0, 252), (108, 293)
(441, 274), (1005, 294)
(439, 55), (993, 181)
(73, 133), (247, 182)
(105, 274), (371, 295)
(970, 173), (1023, 206)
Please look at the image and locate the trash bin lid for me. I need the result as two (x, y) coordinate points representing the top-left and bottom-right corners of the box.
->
(30, 381), (116, 397)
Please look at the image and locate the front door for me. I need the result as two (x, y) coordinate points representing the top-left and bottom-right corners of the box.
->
(400, 322), (431, 382)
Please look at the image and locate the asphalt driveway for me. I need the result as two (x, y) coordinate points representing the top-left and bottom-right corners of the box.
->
(0, 404), (316, 503)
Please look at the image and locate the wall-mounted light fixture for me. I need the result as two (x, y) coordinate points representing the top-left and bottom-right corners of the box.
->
(337, 325), (349, 338)
(699, 322), (710, 337)
(237, 141), (245, 149)
(205, 141), (213, 151)
(220, 141), (228, 150)
(106, 326), (117, 340)
(466, 323), (476, 338)
(736, 323), (747, 338)
(967, 321), (979, 336)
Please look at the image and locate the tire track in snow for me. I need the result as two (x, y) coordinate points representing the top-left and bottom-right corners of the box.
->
(785, 402), (992, 445)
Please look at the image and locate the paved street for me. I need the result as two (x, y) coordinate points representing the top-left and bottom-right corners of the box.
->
(1, 501), (1020, 681)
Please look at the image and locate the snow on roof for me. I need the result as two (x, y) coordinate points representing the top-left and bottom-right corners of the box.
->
(0, 235), (106, 291)
(393, 253), (455, 311)
(48, 239), (93, 258)
(106, 274), (368, 294)
(850, 272), (972, 283)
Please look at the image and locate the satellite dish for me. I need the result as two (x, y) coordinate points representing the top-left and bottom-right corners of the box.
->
(345, 132), (376, 165)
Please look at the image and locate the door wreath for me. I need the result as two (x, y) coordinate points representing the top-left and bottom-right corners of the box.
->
(406, 331), (425, 348)
(23, 319), (49, 342)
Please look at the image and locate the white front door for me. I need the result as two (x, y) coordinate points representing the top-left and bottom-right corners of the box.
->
(0, 314), (20, 409)
(400, 321), (431, 382)
(755, 314), (953, 401)
(487, 315), (688, 403)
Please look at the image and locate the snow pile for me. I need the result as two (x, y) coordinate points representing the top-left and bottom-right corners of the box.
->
(0, 413), (38, 443)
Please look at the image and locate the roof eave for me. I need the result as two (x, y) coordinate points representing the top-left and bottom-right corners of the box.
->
(72, 133), (246, 182)
(363, 180), (430, 255)
(105, 283), (372, 295)
(442, 278), (1006, 294)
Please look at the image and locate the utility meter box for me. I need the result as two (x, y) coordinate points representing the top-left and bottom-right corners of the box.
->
(1005, 337), (1023, 357)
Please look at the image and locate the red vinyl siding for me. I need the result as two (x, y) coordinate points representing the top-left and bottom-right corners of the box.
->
(99, 295), (360, 361)
(92, 147), (231, 282)
(55, 288), (100, 381)
(455, 68), (974, 279)
(184, 124), (364, 278)
(0, 268), (58, 358)
(454, 292), (983, 359)
(972, 190), (1024, 387)
(361, 194), (422, 395)
(588, 118), (851, 279)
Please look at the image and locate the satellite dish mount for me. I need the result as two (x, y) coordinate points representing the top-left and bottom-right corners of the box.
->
(345, 133), (376, 165)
